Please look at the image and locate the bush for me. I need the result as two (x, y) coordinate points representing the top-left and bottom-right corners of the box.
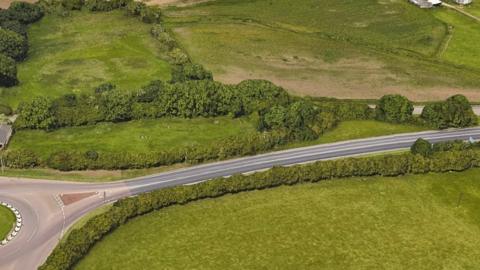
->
(410, 138), (432, 157)
(0, 20), (27, 37)
(6, 1), (44, 24)
(0, 54), (18, 87)
(1, 149), (39, 168)
(171, 63), (213, 83)
(94, 82), (116, 94)
(0, 28), (28, 61)
(421, 95), (477, 129)
(40, 149), (480, 270)
(15, 96), (57, 130)
(376, 94), (413, 123)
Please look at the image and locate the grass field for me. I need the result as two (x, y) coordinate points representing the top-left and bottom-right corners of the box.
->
(75, 169), (480, 269)
(165, 0), (480, 101)
(0, 205), (15, 240)
(8, 117), (256, 159)
(0, 10), (171, 108)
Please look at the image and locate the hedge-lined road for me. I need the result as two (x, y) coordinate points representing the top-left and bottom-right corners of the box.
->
(2, 127), (480, 269)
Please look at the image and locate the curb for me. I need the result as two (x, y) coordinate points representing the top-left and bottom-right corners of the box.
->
(0, 201), (22, 246)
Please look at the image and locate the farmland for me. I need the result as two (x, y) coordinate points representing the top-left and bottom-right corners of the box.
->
(74, 169), (480, 269)
(0, 10), (171, 108)
(164, 0), (480, 101)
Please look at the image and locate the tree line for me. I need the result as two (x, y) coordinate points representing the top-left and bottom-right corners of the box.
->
(0, 1), (44, 87)
(39, 146), (480, 270)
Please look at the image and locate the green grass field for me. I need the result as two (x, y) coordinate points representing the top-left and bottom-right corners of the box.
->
(8, 117), (256, 159)
(0, 10), (171, 108)
(0, 205), (15, 240)
(75, 169), (480, 269)
(165, 0), (480, 101)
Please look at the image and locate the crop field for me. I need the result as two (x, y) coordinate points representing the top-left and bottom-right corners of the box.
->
(165, 0), (480, 101)
(0, 205), (15, 240)
(0, 10), (171, 108)
(8, 117), (256, 159)
(75, 169), (480, 269)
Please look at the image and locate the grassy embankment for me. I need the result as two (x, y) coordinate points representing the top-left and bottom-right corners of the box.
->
(0, 205), (15, 240)
(0, 10), (171, 108)
(74, 168), (480, 269)
(164, 0), (480, 101)
(1, 120), (426, 182)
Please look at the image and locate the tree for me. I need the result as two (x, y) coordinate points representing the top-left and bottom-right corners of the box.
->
(376, 94), (413, 123)
(410, 138), (432, 157)
(0, 20), (27, 37)
(236, 80), (290, 114)
(7, 1), (44, 24)
(16, 96), (57, 130)
(171, 63), (213, 83)
(0, 53), (17, 87)
(99, 90), (133, 122)
(421, 95), (477, 129)
(0, 28), (28, 61)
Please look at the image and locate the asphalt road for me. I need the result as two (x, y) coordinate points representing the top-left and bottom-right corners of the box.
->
(2, 127), (480, 269)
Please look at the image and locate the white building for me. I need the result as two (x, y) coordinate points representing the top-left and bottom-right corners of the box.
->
(455, 0), (472, 5)
(410, 0), (442, 8)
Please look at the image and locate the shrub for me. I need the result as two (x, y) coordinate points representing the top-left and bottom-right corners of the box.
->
(15, 96), (57, 130)
(0, 28), (28, 61)
(410, 138), (432, 157)
(2, 149), (39, 168)
(0, 20), (27, 37)
(376, 94), (413, 123)
(171, 63), (213, 83)
(7, 1), (44, 24)
(421, 95), (477, 129)
(0, 54), (18, 87)
(94, 82), (116, 94)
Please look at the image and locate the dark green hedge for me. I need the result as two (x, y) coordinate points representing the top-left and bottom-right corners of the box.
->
(40, 149), (480, 270)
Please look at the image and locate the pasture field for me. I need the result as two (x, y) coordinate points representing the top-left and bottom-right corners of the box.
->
(0, 205), (15, 240)
(0, 10), (171, 108)
(8, 117), (256, 159)
(165, 0), (480, 101)
(75, 169), (480, 269)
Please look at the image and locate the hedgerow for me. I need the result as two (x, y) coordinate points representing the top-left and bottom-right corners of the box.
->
(39, 148), (480, 270)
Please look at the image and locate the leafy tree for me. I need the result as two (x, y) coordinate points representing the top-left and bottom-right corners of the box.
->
(410, 138), (432, 157)
(61, 0), (85, 10)
(7, 1), (44, 24)
(139, 5), (161, 24)
(236, 79), (290, 114)
(99, 90), (133, 122)
(16, 96), (57, 130)
(0, 53), (17, 86)
(171, 63), (213, 83)
(421, 95), (477, 129)
(0, 28), (28, 60)
(376, 94), (413, 123)
(0, 20), (27, 37)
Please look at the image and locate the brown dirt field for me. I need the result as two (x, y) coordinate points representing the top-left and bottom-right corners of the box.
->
(60, 192), (97, 205)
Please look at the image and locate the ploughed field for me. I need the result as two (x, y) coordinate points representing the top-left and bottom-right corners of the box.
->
(74, 169), (480, 269)
(165, 0), (480, 101)
(0, 10), (171, 107)
(0, 205), (15, 240)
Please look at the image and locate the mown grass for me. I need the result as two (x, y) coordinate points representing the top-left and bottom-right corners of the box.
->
(75, 169), (480, 269)
(8, 117), (256, 159)
(0, 205), (15, 240)
(0, 10), (171, 108)
(165, 0), (480, 100)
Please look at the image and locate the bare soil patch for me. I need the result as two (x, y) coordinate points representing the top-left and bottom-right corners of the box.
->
(0, 0), (36, 8)
(60, 192), (97, 205)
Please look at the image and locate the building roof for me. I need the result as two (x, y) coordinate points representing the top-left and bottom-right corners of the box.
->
(0, 124), (13, 145)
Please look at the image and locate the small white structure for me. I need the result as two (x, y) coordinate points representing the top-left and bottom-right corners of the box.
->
(410, 0), (442, 8)
(456, 0), (472, 5)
